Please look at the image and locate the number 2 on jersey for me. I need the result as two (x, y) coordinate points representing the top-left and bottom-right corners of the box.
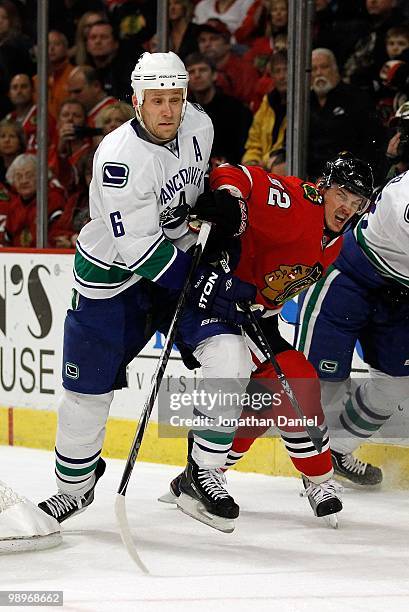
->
(267, 186), (291, 209)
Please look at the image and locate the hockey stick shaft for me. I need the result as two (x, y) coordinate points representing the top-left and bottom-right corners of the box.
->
(242, 304), (324, 454)
(117, 222), (212, 498)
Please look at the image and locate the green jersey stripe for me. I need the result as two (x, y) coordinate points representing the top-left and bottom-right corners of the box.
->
(74, 250), (133, 285)
(297, 265), (337, 353)
(133, 239), (176, 280)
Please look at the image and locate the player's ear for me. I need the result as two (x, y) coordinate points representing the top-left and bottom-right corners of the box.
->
(131, 94), (138, 110)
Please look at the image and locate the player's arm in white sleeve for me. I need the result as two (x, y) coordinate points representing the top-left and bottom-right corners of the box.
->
(93, 149), (191, 291)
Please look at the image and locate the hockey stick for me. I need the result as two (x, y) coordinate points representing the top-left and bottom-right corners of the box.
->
(241, 303), (324, 454)
(115, 222), (212, 573)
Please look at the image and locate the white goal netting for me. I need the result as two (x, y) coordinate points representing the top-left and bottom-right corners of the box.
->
(0, 481), (62, 553)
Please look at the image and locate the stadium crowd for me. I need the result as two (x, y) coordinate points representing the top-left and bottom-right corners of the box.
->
(1, 0), (409, 248)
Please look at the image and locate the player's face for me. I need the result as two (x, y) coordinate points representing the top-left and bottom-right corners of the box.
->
(138, 89), (184, 141)
(324, 185), (367, 233)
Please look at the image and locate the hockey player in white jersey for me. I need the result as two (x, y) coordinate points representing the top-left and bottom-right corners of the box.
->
(296, 170), (409, 486)
(38, 51), (255, 527)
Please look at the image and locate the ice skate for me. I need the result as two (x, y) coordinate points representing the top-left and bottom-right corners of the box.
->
(38, 458), (106, 524)
(301, 475), (343, 529)
(176, 458), (239, 533)
(331, 450), (383, 487)
(158, 472), (182, 504)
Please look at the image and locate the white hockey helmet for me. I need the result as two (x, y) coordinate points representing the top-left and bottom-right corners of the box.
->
(131, 51), (189, 131)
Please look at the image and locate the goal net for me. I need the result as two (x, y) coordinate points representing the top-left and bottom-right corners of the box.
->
(0, 480), (61, 553)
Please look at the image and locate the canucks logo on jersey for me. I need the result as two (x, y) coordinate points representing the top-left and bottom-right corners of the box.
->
(102, 163), (129, 188)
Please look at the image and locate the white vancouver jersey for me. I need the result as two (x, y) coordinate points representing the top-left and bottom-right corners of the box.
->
(73, 102), (213, 299)
(354, 170), (409, 287)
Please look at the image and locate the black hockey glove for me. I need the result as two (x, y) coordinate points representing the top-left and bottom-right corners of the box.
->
(191, 189), (248, 238)
(189, 264), (257, 325)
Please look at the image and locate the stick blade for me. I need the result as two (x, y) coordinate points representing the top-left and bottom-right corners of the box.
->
(114, 494), (149, 574)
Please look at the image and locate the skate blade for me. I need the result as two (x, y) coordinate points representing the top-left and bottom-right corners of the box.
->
(334, 474), (382, 490)
(322, 513), (339, 529)
(0, 532), (62, 554)
(158, 490), (179, 504)
(176, 493), (235, 533)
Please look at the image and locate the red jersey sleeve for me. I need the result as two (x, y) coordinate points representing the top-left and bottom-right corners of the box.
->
(209, 164), (253, 200)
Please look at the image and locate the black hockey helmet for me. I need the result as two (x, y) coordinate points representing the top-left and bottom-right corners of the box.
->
(318, 152), (374, 237)
(319, 151), (374, 208)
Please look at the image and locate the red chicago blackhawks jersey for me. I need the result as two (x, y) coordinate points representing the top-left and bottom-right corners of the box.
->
(4, 184), (65, 248)
(0, 182), (13, 245)
(210, 164), (343, 310)
(6, 106), (56, 152)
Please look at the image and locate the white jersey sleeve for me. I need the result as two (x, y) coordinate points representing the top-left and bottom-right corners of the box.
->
(73, 105), (213, 299)
(355, 170), (409, 287)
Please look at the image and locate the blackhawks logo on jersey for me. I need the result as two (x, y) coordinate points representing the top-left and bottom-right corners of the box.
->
(261, 262), (323, 306)
(302, 183), (323, 205)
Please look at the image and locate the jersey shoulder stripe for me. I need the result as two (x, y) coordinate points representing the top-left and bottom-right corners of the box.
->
(355, 222), (409, 287)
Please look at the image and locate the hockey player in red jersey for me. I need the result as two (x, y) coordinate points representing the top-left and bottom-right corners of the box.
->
(162, 153), (374, 529)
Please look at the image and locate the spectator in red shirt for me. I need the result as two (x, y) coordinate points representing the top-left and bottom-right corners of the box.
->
(197, 18), (260, 106)
(48, 98), (92, 195)
(0, 117), (25, 182)
(0, 118), (24, 243)
(242, 0), (288, 75)
(3, 153), (65, 248)
(6, 73), (56, 151)
(53, 101), (135, 248)
(194, 0), (257, 36)
(67, 65), (117, 128)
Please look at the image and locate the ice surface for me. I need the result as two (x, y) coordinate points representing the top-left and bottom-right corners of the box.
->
(1, 445), (409, 612)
